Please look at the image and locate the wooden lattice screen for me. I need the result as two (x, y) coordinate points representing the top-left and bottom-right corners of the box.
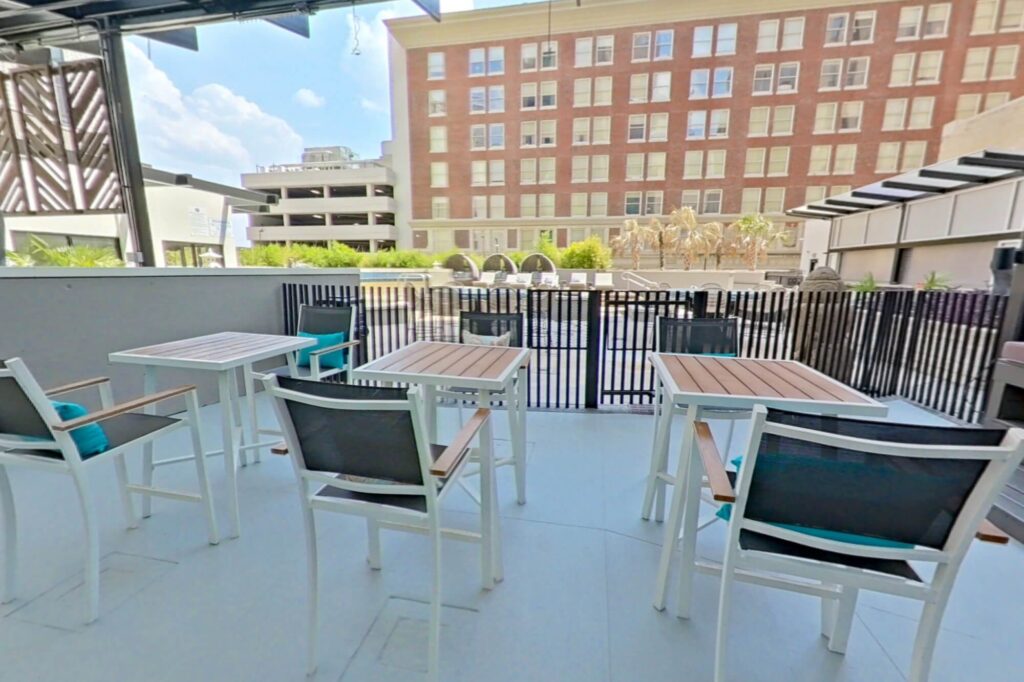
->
(0, 60), (123, 215)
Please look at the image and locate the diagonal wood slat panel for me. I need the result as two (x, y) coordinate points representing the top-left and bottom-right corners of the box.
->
(0, 60), (122, 215)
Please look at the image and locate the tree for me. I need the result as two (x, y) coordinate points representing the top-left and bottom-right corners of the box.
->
(732, 214), (789, 270)
(10, 235), (123, 267)
(646, 218), (681, 270)
(697, 222), (727, 270)
(610, 219), (649, 270)
(561, 236), (612, 269)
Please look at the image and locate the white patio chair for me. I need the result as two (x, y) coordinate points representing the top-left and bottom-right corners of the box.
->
(474, 271), (498, 288)
(0, 357), (219, 623)
(263, 376), (498, 681)
(538, 272), (560, 288)
(594, 272), (614, 290)
(279, 304), (360, 384)
(704, 406), (1023, 682)
(567, 272), (590, 290)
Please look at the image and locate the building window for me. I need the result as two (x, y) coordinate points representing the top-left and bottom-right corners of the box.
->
(592, 116), (611, 144)
(882, 99), (907, 130)
(645, 191), (664, 216)
(683, 150), (704, 179)
(850, 11), (876, 43)
(819, 59), (842, 90)
(573, 117), (590, 145)
(987, 91), (1011, 109)
(741, 188), (762, 214)
(521, 82), (538, 109)
(879, 142), (903, 173)
(520, 158), (537, 184)
(429, 126), (447, 153)
(833, 144), (857, 174)
(520, 194), (536, 218)
(521, 43), (538, 71)
(540, 40), (558, 69)
(591, 155), (610, 182)
(469, 47), (486, 76)
(924, 4), (951, 37)
(773, 105), (795, 135)
(782, 17), (805, 49)
(903, 141), (928, 170)
(690, 69), (710, 98)
(963, 47), (990, 81)
(538, 194), (555, 218)
(744, 148), (766, 177)
(898, 6), (923, 39)
(908, 97), (935, 129)
(647, 152), (667, 180)
(753, 64), (774, 95)
(992, 45), (1020, 79)
(702, 189), (723, 214)
(805, 186), (827, 204)
(632, 32), (652, 61)
(520, 121), (538, 147)
(625, 153), (645, 181)
(706, 150), (727, 178)
(624, 191), (643, 215)
(972, 0), (999, 34)
(472, 195), (487, 218)
(488, 46), (504, 75)
(838, 101), (863, 131)
(430, 162), (448, 187)
(591, 192), (608, 216)
(654, 30), (674, 59)
(768, 147), (790, 175)
(687, 110), (707, 139)
(571, 192), (588, 217)
(824, 13), (848, 45)
(470, 87), (486, 113)
(489, 123), (505, 149)
(712, 67), (733, 97)
(651, 72), (672, 102)
(916, 51), (943, 83)
(777, 62), (800, 92)
(954, 93), (981, 120)
(593, 76), (613, 105)
(717, 23), (737, 54)
(572, 156), (590, 183)
(490, 195), (505, 219)
(471, 160), (487, 186)
(628, 114), (647, 142)
(428, 89), (446, 116)
(709, 109), (730, 138)
(808, 145), (832, 175)
(539, 120), (557, 146)
(814, 102), (837, 133)
(488, 85), (505, 112)
(574, 78), (592, 107)
(764, 187), (786, 213)
(540, 81), (557, 108)
(748, 107), (770, 136)
(539, 157), (556, 184)
(649, 112), (669, 141)
(681, 190), (700, 211)
(1003, 0), (1024, 31)
(596, 35), (615, 65)
(470, 124), (487, 150)
(757, 20), (780, 52)
(575, 37), (593, 68)
(431, 197), (449, 219)
(693, 25), (713, 57)
(427, 52), (445, 79)
(629, 73), (649, 103)
(845, 57), (870, 87)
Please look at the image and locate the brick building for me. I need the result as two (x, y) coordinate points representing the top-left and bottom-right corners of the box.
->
(386, 0), (1024, 258)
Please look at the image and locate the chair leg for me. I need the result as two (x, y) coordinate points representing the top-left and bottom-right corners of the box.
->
(0, 465), (17, 605)
(186, 394), (220, 545)
(826, 587), (858, 654)
(302, 504), (320, 677)
(242, 365), (261, 465)
(366, 519), (382, 570)
(714, 553), (737, 682)
(112, 454), (139, 530)
(141, 367), (156, 519)
(71, 471), (100, 624)
(427, 518), (443, 682)
(909, 590), (951, 682)
(514, 369), (528, 505)
(723, 419), (736, 459)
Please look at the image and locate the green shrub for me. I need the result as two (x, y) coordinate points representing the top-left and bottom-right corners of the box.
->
(12, 235), (123, 267)
(560, 237), (612, 270)
(533, 234), (562, 267)
(361, 249), (434, 269)
(506, 251), (528, 267)
(851, 273), (879, 293)
(239, 244), (287, 267)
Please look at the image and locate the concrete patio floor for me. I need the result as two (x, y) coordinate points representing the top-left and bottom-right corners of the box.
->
(0, 398), (1021, 682)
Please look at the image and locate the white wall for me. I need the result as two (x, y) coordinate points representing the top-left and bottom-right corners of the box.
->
(800, 219), (831, 272)
(389, 33), (413, 250)
(145, 185), (239, 267)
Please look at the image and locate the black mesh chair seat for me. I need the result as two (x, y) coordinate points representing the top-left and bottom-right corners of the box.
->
(738, 530), (921, 581)
(658, 317), (739, 355)
(312, 444), (448, 513)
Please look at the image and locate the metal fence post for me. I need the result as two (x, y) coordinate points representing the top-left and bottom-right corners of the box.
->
(584, 291), (603, 409)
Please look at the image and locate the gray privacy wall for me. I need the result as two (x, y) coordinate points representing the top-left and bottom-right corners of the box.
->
(0, 268), (360, 410)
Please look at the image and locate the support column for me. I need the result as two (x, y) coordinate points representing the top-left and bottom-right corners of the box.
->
(0, 211), (6, 265)
(99, 26), (156, 266)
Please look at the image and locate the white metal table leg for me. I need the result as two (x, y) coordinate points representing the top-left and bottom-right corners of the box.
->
(140, 366), (157, 519)
(232, 368), (249, 468)
(218, 371), (242, 538)
(242, 364), (262, 464)
(423, 384), (438, 444)
(652, 403), (700, 612)
(674, 404), (705, 619)
(642, 381), (673, 520)
(511, 366), (527, 505)
(477, 389), (502, 588)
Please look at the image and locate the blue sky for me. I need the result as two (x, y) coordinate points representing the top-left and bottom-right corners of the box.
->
(125, 0), (528, 187)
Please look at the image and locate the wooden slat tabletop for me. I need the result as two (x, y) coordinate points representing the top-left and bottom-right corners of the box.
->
(353, 341), (529, 390)
(652, 353), (886, 417)
(110, 332), (314, 371)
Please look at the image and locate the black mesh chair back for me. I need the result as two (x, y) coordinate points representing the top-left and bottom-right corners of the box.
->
(0, 362), (51, 440)
(460, 312), (524, 347)
(299, 304), (354, 337)
(276, 377), (424, 485)
(658, 317), (738, 355)
(746, 409), (1007, 549)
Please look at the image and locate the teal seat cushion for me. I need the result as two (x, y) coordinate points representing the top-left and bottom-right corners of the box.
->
(704, 352), (737, 357)
(717, 456), (913, 549)
(297, 331), (348, 370)
(51, 401), (109, 458)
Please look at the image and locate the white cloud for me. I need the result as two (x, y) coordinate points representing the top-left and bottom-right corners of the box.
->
(360, 97), (386, 113)
(293, 87), (326, 108)
(124, 41), (303, 184)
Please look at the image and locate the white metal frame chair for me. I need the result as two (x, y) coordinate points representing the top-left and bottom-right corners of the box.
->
(593, 272), (614, 290)
(263, 376), (500, 681)
(474, 271), (498, 288)
(704, 406), (1023, 682)
(282, 304), (360, 383)
(0, 358), (219, 623)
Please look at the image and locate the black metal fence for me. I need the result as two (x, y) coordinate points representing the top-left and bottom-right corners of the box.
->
(283, 283), (1008, 424)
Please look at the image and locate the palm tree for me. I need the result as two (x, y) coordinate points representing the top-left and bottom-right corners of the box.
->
(646, 218), (681, 270)
(13, 235), (124, 268)
(732, 214), (789, 270)
(699, 222), (727, 270)
(611, 219), (650, 270)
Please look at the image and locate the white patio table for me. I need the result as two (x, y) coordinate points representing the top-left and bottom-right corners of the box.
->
(110, 331), (314, 538)
(647, 353), (888, 617)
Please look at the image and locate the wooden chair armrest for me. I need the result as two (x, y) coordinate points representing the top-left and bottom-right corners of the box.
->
(695, 421), (736, 503)
(308, 339), (360, 356)
(976, 519), (1010, 544)
(271, 442), (289, 455)
(430, 408), (490, 478)
(52, 385), (196, 431)
(44, 376), (111, 397)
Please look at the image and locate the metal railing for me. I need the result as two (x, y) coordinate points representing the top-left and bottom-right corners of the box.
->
(283, 283), (1008, 423)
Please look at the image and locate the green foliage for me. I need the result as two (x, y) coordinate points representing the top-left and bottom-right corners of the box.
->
(533, 234), (562, 267)
(361, 249), (434, 269)
(560, 236), (612, 270)
(10, 235), (123, 267)
(506, 251), (528, 267)
(920, 271), (951, 291)
(851, 272), (879, 293)
(238, 243), (288, 267)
